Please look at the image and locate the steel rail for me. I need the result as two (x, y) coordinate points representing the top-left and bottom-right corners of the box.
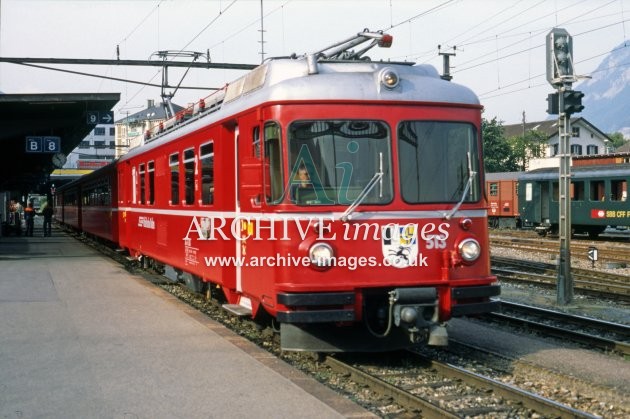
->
(489, 301), (630, 356)
(325, 353), (598, 418)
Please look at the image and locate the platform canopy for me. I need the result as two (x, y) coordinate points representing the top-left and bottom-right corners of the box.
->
(0, 92), (120, 192)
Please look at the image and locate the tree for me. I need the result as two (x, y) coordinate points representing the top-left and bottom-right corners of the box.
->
(508, 130), (547, 171)
(606, 132), (626, 150)
(482, 117), (519, 173)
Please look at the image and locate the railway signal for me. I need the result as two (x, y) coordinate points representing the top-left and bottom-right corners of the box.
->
(545, 27), (586, 305)
(546, 93), (559, 115)
(563, 90), (585, 115)
(546, 28), (574, 87)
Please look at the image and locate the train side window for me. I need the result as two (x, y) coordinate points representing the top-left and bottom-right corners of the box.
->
(610, 179), (627, 201)
(264, 122), (284, 204)
(184, 148), (195, 205)
(590, 180), (605, 201)
(103, 180), (111, 206)
(139, 164), (146, 205)
(489, 182), (498, 197)
(169, 153), (179, 205)
(200, 141), (214, 205)
(552, 182), (559, 202)
(148, 161), (155, 205)
(571, 181), (584, 201)
(524, 183), (532, 201)
(253, 126), (261, 157)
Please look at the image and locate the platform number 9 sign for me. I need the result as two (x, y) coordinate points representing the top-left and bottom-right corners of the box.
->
(87, 111), (99, 124)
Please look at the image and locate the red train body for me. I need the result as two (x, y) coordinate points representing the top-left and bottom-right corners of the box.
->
(55, 163), (119, 243)
(55, 32), (499, 351)
(486, 172), (520, 228)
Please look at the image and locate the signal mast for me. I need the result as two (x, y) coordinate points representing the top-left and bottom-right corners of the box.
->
(545, 28), (585, 305)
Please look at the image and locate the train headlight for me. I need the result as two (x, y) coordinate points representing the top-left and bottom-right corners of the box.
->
(380, 68), (400, 89)
(458, 238), (481, 263)
(309, 242), (334, 268)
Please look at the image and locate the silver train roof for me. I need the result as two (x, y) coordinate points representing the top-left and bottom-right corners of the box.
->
(223, 58), (480, 106)
(120, 56), (480, 162)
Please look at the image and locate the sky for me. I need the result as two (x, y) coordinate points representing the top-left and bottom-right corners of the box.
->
(0, 0), (628, 125)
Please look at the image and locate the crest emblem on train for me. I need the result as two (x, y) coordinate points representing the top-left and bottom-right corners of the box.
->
(382, 224), (418, 268)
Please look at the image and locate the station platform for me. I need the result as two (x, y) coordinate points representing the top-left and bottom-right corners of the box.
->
(0, 225), (374, 418)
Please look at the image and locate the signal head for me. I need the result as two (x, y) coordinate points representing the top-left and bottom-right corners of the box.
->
(546, 28), (574, 87)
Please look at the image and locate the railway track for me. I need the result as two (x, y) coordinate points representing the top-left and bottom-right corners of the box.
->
(490, 234), (630, 266)
(491, 256), (630, 301)
(325, 351), (598, 418)
(487, 301), (630, 356)
(74, 230), (624, 418)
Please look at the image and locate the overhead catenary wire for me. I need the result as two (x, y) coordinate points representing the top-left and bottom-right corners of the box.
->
(478, 45), (630, 100)
(13, 61), (219, 91)
(2, 0), (628, 122)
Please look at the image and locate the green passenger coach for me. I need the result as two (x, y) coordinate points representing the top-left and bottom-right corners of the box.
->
(519, 164), (630, 237)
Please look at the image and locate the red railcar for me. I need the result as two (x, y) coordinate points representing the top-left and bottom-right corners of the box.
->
(57, 31), (499, 351)
(54, 182), (80, 230)
(485, 172), (520, 228)
(55, 163), (119, 243)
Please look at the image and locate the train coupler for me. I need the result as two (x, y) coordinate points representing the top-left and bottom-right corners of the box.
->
(389, 287), (441, 344)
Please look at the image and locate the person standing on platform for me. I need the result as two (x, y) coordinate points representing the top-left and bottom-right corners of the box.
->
(24, 202), (35, 236)
(41, 203), (53, 237)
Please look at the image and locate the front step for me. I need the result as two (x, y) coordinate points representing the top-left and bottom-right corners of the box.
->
(222, 304), (252, 317)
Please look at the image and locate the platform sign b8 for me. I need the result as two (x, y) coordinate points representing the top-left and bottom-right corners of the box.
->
(25, 136), (61, 153)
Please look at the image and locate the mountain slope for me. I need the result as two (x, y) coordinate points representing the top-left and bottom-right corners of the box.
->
(577, 41), (630, 136)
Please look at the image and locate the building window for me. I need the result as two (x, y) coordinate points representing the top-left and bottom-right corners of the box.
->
(200, 142), (214, 205)
(586, 145), (598, 155)
(93, 140), (105, 149)
(94, 127), (106, 136)
(79, 141), (90, 149)
(109, 127), (115, 136)
(552, 144), (558, 156)
(170, 153), (179, 205)
(570, 144), (582, 155)
(572, 127), (580, 137)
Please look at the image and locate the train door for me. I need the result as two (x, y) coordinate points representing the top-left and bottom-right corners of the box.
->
(117, 162), (130, 248)
(540, 181), (550, 222)
(237, 122), (264, 213)
(234, 115), (270, 314)
(521, 180), (540, 225)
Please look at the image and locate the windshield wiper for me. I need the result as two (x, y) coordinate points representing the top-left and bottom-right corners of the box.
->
(444, 152), (476, 220)
(340, 153), (384, 222)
